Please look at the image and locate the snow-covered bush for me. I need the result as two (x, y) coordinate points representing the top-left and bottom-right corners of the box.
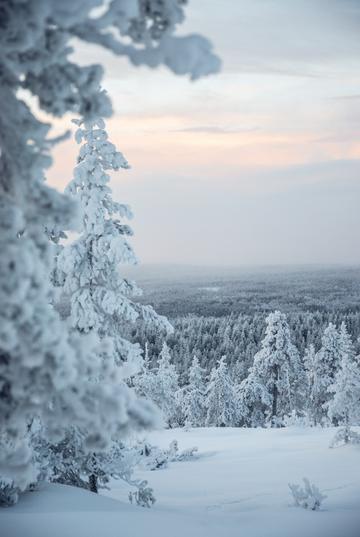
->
(329, 427), (360, 448)
(0, 479), (19, 507)
(288, 478), (327, 511)
(283, 410), (312, 428)
(129, 483), (156, 508)
(137, 440), (199, 471)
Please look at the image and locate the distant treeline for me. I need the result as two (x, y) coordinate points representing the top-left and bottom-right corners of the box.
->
(129, 310), (360, 383)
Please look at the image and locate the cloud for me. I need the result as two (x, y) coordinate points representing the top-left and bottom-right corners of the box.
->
(55, 1), (360, 265)
(333, 94), (360, 101)
(108, 157), (360, 266)
(171, 125), (260, 135)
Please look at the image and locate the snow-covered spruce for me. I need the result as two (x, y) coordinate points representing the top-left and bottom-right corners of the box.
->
(303, 344), (319, 426)
(326, 324), (360, 445)
(237, 311), (306, 427)
(237, 371), (272, 427)
(206, 356), (238, 427)
(307, 323), (342, 425)
(135, 342), (181, 428)
(183, 356), (207, 427)
(57, 116), (171, 367)
(45, 116), (172, 494)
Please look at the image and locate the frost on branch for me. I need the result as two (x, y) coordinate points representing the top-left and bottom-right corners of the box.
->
(288, 478), (327, 511)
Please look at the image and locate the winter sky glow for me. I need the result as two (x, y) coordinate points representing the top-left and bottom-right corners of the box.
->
(49, 0), (360, 266)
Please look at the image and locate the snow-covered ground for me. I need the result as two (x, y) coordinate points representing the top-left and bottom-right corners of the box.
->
(3, 427), (360, 537)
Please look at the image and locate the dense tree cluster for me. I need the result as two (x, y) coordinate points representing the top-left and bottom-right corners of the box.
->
(134, 312), (360, 432)
(129, 310), (360, 383)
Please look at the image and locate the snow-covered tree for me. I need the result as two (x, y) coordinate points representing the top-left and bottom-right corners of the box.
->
(50, 116), (173, 492)
(183, 356), (207, 427)
(149, 342), (180, 427)
(311, 323), (342, 425)
(326, 326), (360, 441)
(338, 322), (356, 363)
(206, 357), (238, 427)
(242, 311), (306, 427)
(237, 371), (272, 427)
(57, 116), (171, 369)
(0, 1), (219, 501)
(133, 343), (156, 398)
(303, 344), (319, 425)
(32, 422), (155, 505)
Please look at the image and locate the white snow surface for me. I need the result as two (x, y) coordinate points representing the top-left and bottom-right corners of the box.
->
(2, 427), (360, 537)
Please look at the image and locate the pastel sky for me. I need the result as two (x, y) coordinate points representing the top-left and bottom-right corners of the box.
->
(48, 0), (360, 266)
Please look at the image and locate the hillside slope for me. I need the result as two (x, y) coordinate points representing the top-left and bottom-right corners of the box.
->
(3, 427), (360, 537)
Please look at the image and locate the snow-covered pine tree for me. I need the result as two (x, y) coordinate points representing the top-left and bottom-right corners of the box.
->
(133, 343), (156, 398)
(148, 342), (180, 428)
(206, 357), (238, 427)
(245, 311), (305, 427)
(237, 370), (272, 427)
(50, 115), (172, 493)
(183, 356), (207, 427)
(303, 344), (319, 425)
(57, 116), (168, 369)
(338, 322), (356, 364)
(312, 323), (342, 425)
(326, 324), (360, 441)
(0, 0), (219, 503)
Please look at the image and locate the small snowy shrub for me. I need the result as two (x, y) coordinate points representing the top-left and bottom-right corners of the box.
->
(330, 427), (360, 448)
(288, 478), (327, 511)
(137, 440), (199, 471)
(0, 479), (19, 507)
(167, 440), (199, 462)
(138, 443), (169, 471)
(129, 482), (156, 508)
(283, 410), (311, 428)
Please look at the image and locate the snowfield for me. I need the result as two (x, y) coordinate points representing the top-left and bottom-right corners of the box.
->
(3, 427), (360, 537)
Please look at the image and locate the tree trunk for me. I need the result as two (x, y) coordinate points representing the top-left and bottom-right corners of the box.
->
(271, 365), (279, 427)
(344, 417), (350, 444)
(88, 473), (98, 493)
